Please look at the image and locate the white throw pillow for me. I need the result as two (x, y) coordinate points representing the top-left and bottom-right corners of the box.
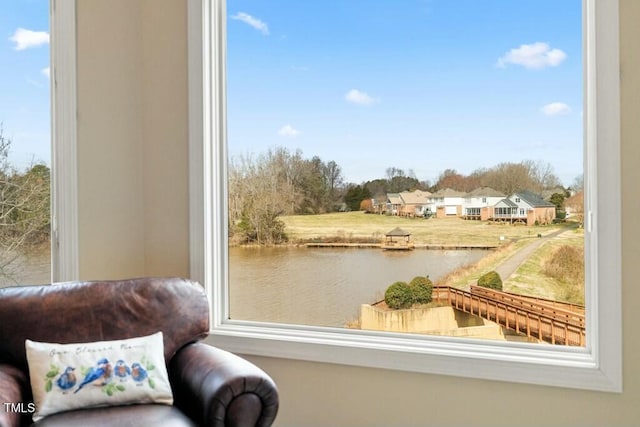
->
(25, 332), (173, 421)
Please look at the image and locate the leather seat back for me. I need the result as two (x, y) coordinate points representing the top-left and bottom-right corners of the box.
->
(0, 277), (209, 371)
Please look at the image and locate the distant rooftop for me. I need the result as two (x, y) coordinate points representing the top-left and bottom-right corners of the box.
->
(465, 187), (505, 198)
(514, 190), (556, 207)
(432, 188), (467, 197)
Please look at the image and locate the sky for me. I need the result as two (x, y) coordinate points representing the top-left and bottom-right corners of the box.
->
(227, 0), (583, 186)
(0, 1), (582, 186)
(0, 0), (50, 171)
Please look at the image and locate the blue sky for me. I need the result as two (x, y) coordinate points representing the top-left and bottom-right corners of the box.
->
(227, 0), (583, 186)
(0, 1), (582, 186)
(0, 0), (50, 170)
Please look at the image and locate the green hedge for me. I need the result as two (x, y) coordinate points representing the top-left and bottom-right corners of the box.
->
(409, 276), (433, 304)
(477, 270), (503, 291)
(384, 276), (434, 309)
(384, 281), (414, 309)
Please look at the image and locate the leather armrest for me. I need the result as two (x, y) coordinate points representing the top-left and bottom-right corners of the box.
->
(169, 343), (278, 427)
(0, 364), (29, 427)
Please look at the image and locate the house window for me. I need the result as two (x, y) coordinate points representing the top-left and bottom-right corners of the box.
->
(515, 197), (521, 203)
(0, 0), (77, 286)
(0, 2), (52, 287)
(189, 0), (621, 391)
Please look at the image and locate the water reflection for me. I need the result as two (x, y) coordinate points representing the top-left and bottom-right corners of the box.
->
(0, 244), (51, 288)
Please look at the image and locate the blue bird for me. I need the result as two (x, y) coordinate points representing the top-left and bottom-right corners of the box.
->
(74, 358), (112, 394)
(130, 363), (148, 383)
(56, 366), (77, 391)
(114, 360), (131, 381)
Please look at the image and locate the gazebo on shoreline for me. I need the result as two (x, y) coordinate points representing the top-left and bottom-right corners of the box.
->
(382, 227), (414, 250)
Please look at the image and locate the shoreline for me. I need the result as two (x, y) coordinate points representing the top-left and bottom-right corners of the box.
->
(231, 241), (501, 250)
(302, 242), (498, 250)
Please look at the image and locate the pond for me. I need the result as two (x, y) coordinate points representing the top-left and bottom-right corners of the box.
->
(229, 247), (487, 327)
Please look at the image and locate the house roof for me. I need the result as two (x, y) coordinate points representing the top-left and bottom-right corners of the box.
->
(432, 188), (467, 198)
(387, 193), (402, 204)
(399, 189), (431, 204)
(495, 198), (518, 208)
(465, 187), (505, 198)
(514, 190), (556, 208)
(386, 227), (411, 237)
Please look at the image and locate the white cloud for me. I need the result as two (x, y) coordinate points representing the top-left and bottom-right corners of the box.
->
(497, 42), (566, 69)
(278, 124), (300, 137)
(41, 67), (50, 78)
(345, 89), (377, 106)
(231, 12), (269, 35)
(541, 102), (572, 116)
(9, 28), (50, 50)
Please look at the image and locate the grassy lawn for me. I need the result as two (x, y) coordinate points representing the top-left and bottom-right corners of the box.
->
(505, 227), (584, 304)
(281, 211), (570, 246)
(435, 239), (531, 288)
(436, 228), (584, 304)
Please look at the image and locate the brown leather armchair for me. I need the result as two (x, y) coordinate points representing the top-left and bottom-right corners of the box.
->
(0, 278), (279, 427)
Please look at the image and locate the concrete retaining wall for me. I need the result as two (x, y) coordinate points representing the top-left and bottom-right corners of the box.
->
(360, 304), (508, 340)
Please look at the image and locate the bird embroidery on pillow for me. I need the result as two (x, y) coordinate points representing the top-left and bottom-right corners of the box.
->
(114, 360), (131, 382)
(56, 366), (77, 393)
(74, 358), (112, 394)
(130, 362), (148, 385)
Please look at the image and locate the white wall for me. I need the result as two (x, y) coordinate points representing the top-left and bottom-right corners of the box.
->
(76, 0), (189, 280)
(75, 1), (640, 425)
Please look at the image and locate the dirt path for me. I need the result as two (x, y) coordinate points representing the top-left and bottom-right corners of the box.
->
(493, 229), (567, 282)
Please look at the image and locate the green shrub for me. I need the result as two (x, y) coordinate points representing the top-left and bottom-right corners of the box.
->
(477, 271), (503, 291)
(409, 276), (433, 304)
(384, 281), (413, 309)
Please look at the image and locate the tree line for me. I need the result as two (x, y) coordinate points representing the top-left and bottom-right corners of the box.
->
(0, 126), (50, 280)
(228, 146), (578, 245)
(228, 147), (343, 244)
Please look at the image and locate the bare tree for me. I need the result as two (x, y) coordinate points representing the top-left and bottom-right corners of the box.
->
(571, 174), (584, 193)
(324, 160), (343, 201)
(0, 125), (50, 281)
(478, 161), (560, 195)
(228, 148), (300, 245)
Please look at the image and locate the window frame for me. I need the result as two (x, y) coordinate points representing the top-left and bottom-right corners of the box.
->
(50, 0), (79, 283)
(188, 0), (622, 392)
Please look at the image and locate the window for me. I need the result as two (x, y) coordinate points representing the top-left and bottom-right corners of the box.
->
(0, 0), (76, 286)
(0, 2), (51, 287)
(50, 0), (79, 282)
(189, 0), (621, 391)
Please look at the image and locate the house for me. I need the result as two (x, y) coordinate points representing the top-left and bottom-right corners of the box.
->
(33, 2), (640, 426)
(463, 187), (506, 220)
(489, 191), (556, 225)
(492, 198), (520, 222)
(397, 189), (431, 217)
(428, 188), (467, 218)
(510, 191), (556, 225)
(385, 193), (402, 215)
